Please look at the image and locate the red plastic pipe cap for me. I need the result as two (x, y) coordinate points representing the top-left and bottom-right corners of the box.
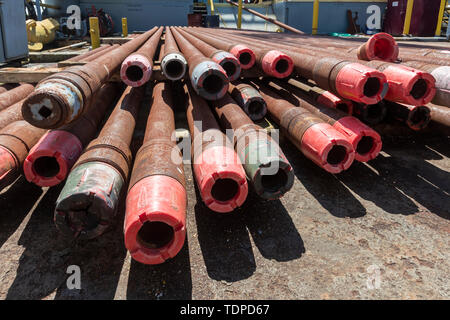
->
(358, 33), (399, 62)
(23, 130), (83, 187)
(124, 175), (187, 265)
(383, 65), (437, 106)
(335, 63), (387, 105)
(300, 123), (355, 174)
(261, 50), (294, 79)
(120, 53), (153, 87)
(230, 44), (256, 70)
(193, 145), (248, 213)
(317, 91), (354, 115)
(333, 116), (382, 162)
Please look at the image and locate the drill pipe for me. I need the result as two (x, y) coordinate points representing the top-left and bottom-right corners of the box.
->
(186, 84), (248, 213)
(161, 27), (188, 81)
(64, 45), (112, 63)
(23, 83), (123, 187)
(252, 81), (356, 172)
(261, 79), (381, 163)
(228, 82), (267, 121)
(401, 61), (450, 108)
(184, 28), (256, 70)
(0, 121), (47, 191)
(22, 27), (158, 129)
(83, 44), (120, 62)
(125, 82), (187, 265)
(198, 28), (294, 79)
(120, 27), (164, 87)
(428, 103), (450, 128)
(0, 99), (27, 130)
(54, 85), (145, 240)
(214, 31), (436, 106)
(0, 83), (34, 112)
(211, 93), (294, 200)
(176, 27), (241, 81)
(385, 101), (431, 131)
(171, 27), (229, 100)
(287, 78), (354, 115)
(352, 101), (388, 126)
(0, 84), (20, 95)
(206, 30), (387, 104)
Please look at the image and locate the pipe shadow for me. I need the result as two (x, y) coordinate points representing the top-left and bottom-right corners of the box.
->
(369, 153), (449, 220)
(0, 177), (43, 249)
(282, 140), (367, 218)
(6, 184), (127, 300)
(240, 191), (305, 262)
(126, 240), (192, 300)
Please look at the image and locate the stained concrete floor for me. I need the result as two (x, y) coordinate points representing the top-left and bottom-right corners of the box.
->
(0, 130), (448, 300)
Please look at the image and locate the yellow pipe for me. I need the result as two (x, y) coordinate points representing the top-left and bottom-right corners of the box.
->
(403, 0), (414, 35)
(435, 0), (446, 36)
(237, 0), (243, 29)
(209, 0), (215, 16)
(89, 17), (100, 49)
(312, 0), (319, 35)
(122, 17), (128, 38)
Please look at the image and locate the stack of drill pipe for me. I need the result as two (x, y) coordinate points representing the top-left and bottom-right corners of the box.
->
(21, 27), (158, 130)
(182, 28), (256, 70)
(259, 79), (382, 163)
(170, 27), (229, 100)
(174, 27), (241, 81)
(287, 78), (354, 115)
(160, 27), (188, 81)
(0, 84), (20, 94)
(64, 45), (112, 63)
(201, 29), (387, 105)
(216, 30), (437, 107)
(125, 82), (187, 265)
(400, 60), (450, 108)
(195, 28), (294, 79)
(210, 93), (294, 200)
(249, 81), (355, 173)
(54, 85), (145, 240)
(23, 83), (123, 188)
(120, 27), (164, 87)
(228, 82), (267, 121)
(352, 101), (388, 126)
(384, 101), (431, 131)
(0, 84), (34, 111)
(0, 121), (47, 191)
(186, 84), (248, 213)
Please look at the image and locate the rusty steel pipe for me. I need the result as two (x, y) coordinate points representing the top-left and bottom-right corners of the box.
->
(161, 27), (187, 81)
(184, 28), (256, 70)
(428, 103), (450, 129)
(223, 31), (437, 106)
(199, 29), (294, 79)
(23, 83), (123, 187)
(54, 85), (145, 240)
(186, 84), (248, 213)
(0, 99), (27, 130)
(262, 79), (382, 163)
(171, 27), (229, 100)
(64, 45), (112, 63)
(252, 81), (356, 172)
(125, 82), (187, 265)
(211, 93), (294, 200)
(0, 83), (34, 112)
(121, 27), (164, 87)
(0, 84), (20, 94)
(385, 101), (431, 131)
(287, 78), (354, 115)
(83, 44), (120, 62)
(176, 27), (241, 81)
(0, 121), (47, 191)
(228, 82), (267, 121)
(22, 27), (158, 129)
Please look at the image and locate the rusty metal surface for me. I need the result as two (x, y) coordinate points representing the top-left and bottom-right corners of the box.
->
(0, 84), (34, 112)
(0, 99), (27, 130)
